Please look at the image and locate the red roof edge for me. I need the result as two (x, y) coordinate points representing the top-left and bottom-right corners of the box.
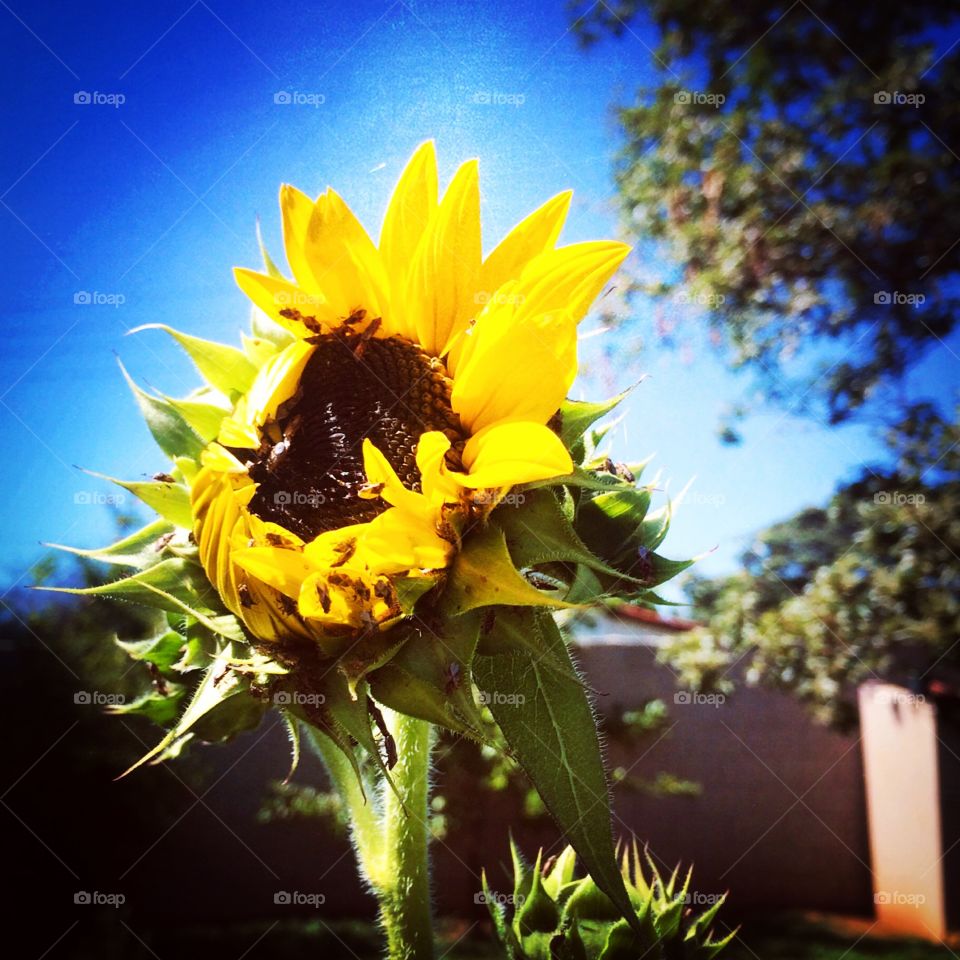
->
(611, 604), (701, 632)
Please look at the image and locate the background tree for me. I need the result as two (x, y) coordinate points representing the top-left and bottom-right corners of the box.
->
(662, 404), (960, 726)
(573, 0), (960, 427)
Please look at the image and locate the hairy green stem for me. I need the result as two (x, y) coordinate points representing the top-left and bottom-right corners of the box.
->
(378, 710), (435, 960)
(307, 714), (435, 959)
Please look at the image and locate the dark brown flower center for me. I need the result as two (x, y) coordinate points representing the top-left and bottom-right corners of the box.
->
(237, 330), (461, 541)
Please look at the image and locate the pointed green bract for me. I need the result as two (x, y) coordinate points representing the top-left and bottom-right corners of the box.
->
(46, 518), (174, 568)
(130, 324), (258, 397)
(558, 390), (632, 453)
(44, 558), (244, 641)
(441, 525), (578, 616)
(486, 841), (734, 960)
(81, 471), (193, 529)
(117, 359), (206, 461)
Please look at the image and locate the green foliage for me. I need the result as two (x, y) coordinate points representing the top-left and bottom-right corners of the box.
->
(662, 404), (960, 726)
(572, 0), (960, 425)
(484, 839), (734, 959)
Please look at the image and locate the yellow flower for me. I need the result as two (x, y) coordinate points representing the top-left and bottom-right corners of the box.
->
(191, 142), (630, 646)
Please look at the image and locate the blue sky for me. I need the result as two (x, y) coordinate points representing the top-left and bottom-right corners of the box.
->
(1, 0), (956, 602)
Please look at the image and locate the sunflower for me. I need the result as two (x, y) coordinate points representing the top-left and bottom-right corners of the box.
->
(191, 141), (629, 650)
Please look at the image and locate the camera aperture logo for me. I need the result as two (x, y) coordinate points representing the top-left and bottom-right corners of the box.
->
(274, 891), (326, 907)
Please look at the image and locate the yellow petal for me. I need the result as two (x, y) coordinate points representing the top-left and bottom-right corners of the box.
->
(280, 184), (317, 290)
(298, 571), (366, 625)
(457, 421), (572, 488)
(361, 438), (430, 515)
(303, 523), (370, 567)
(303, 188), (392, 325)
(451, 299), (577, 432)
(363, 507), (453, 575)
(232, 544), (313, 599)
(514, 241), (631, 325)
(476, 190), (571, 305)
(379, 142), (438, 339)
(406, 158), (482, 356)
(233, 267), (338, 335)
(236, 340), (314, 434)
(415, 431), (460, 503)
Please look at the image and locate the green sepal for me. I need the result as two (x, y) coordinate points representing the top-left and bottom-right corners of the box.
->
(107, 685), (185, 726)
(116, 627), (200, 676)
(368, 613), (487, 739)
(117, 359), (206, 460)
(80, 470), (193, 528)
(256, 217), (284, 279)
(129, 324), (257, 397)
(119, 649), (266, 776)
(516, 849), (560, 935)
(250, 305), (296, 349)
(558, 388), (632, 459)
(164, 393), (230, 443)
(278, 710), (301, 783)
(45, 518), (174, 568)
(42, 558), (245, 641)
(474, 612), (640, 936)
(494, 488), (642, 588)
(441, 525), (578, 616)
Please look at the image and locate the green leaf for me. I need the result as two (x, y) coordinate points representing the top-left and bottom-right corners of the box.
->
(576, 488), (652, 569)
(441, 525), (578, 616)
(45, 518), (174, 568)
(117, 359), (206, 460)
(474, 612), (639, 936)
(129, 324), (257, 397)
